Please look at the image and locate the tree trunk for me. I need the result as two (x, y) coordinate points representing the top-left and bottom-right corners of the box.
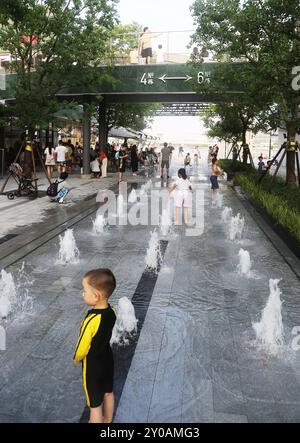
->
(242, 130), (247, 164)
(286, 127), (297, 188)
(27, 126), (35, 141)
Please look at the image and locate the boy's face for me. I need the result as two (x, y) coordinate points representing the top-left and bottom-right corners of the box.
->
(82, 277), (100, 307)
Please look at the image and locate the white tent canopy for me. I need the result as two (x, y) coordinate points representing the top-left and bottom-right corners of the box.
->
(108, 126), (141, 140)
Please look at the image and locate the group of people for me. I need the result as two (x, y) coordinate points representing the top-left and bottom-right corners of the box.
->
(99, 143), (156, 183)
(89, 143), (109, 179)
(44, 140), (83, 180)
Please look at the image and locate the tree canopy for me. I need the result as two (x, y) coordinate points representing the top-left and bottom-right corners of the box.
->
(0, 0), (119, 134)
(191, 0), (300, 185)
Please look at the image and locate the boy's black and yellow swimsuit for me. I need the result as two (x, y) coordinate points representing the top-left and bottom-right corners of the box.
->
(74, 305), (116, 408)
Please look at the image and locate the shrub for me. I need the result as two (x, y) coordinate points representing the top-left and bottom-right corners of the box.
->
(219, 159), (253, 174)
(235, 173), (300, 243)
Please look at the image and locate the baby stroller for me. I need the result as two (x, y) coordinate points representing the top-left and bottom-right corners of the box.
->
(5, 163), (39, 200)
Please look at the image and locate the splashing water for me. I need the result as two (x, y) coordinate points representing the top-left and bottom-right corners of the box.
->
(222, 207), (232, 224)
(160, 209), (172, 236)
(128, 189), (137, 204)
(57, 229), (79, 264)
(216, 193), (223, 208)
(0, 270), (17, 318)
(92, 214), (107, 234)
(144, 180), (152, 192)
(0, 263), (34, 320)
(238, 249), (252, 277)
(110, 297), (138, 346)
(15, 263), (34, 317)
(145, 231), (162, 273)
(228, 213), (245, 241)
(117, 194), (125, 217)
(253, 279), (284, 356)
(140, 184), (146, 197)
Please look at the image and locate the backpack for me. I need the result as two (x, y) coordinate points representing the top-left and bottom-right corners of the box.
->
(47, 179), (62, 197)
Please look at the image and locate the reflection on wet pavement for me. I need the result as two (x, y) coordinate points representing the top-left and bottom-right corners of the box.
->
(0, 157), (300, 423)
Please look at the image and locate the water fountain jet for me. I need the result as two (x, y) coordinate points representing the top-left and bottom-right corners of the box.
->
(111, 297), (138, 346)
(238, 249), (252, 277)
(57, 229), (80, 264)
(145, 231), (162, 273)
(253, 279), (284, 356)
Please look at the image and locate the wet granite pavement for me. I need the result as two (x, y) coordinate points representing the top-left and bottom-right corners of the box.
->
(0, 158), (300, 423)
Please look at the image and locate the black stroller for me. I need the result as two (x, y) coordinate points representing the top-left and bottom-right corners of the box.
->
(5, 163), (39, 200)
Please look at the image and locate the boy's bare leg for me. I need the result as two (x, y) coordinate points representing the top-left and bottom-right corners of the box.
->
(89, 405), (103, 423)
(103, 392), (115, 423)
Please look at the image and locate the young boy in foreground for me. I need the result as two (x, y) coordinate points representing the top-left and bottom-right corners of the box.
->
(74, 269), (117, 423)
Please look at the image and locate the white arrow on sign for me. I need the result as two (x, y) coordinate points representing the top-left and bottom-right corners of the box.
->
(159, 74), (193, 83)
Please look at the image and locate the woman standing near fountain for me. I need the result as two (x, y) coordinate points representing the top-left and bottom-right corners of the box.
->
(210, 158), (224, 202)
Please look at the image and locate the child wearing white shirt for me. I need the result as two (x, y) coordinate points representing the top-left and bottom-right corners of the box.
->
(169, 168), (192, 226)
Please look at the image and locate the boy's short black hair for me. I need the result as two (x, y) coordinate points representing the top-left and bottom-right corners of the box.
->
(84, 269), (116, 298)
(60, 172), (68, 180)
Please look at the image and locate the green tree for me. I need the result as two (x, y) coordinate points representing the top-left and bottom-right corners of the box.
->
(106, 22), (142, 64)
(191, 0), (300, 186)
(195, 63), (275, 162)
(92, 102), (160, 141)
(0, 0), (118, 137)
(203, 103), (244, 149)
(106, 103), (159, 135)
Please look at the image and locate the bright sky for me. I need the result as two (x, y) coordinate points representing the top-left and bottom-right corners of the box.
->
(117, 0), (205, 144)
(117, 0), (195, 32)
(149, 116), (205, 146)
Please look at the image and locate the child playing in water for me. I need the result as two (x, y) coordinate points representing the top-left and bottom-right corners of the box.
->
(50, 172), (71, 204)
(169, 168), (192, 225)
(74, 269), (117, 423)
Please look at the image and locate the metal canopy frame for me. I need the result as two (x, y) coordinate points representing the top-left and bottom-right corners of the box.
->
(154, 103), (210, 116)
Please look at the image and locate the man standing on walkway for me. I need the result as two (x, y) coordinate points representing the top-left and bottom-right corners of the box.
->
(55, 140), (68, 175)
(161, 142), (171, 179)
(138, 27), (161, 65)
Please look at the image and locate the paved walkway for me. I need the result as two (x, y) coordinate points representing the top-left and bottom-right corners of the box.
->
(0, 171), (121, 238)
(0, 158), (300, 423)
